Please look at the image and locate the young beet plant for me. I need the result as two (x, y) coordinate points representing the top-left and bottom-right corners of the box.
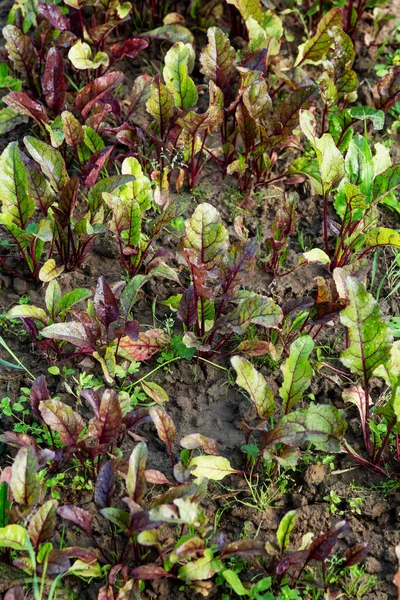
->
(0, 402), (367, 599)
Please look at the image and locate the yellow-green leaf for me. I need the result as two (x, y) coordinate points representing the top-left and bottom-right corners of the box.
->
(231, 355), (275, 419)
(39, 258), (65, 282)
(188, 456), (238, 481)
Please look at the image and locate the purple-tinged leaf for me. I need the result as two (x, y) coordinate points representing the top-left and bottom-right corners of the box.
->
(61, 111), (84, 149)
(3, 25), (36, 79)
(88, 389), (122, 444)
(10, 446), (39, 506)
(372, 66), (400, 111)
(94, 276), (119, 328)
(180, 434), (219, 455)
(97, 586), (114, 600)
(30, 375), (49, 418)
(343, 542), (368, 567)
(119, 329), (170, 362)
(3, 92), (48, 124)
(132, 565), (169, 580)
(94, 461), (115, 509)
(4, 588), (26, 600)
(123, 407), (150, 430)
(306, 521), (349, 563)
(40, 321), (94, 350)
(0, 431), (37, 449)
(39, 399), (85, 446)
(88, 20), (128, 45)
(219, 293), (283, 334)
(276, 550), (309, 574)
(149, 407), (176, 458)
(28, 499), (57, 549)
(43, 48), (66, 116)
(110, 38), (149, 61)
(126, 442), (147, 503)
(82, 146), (114, 187)
(38, 3), (69, 30)
(76, 72), (124, 120)
(269, 85), (316, 145)
(177, 286), (197, 327)
(151, 482), (198, 507)
(81, 388), (101, 417)
(64, 547), (99, 563)
(200, 27), (236, 102)
(221, 540), (266, 559)
(221, 239), (259, 297)
(240, 48), (269, 74)
(145, 470), (174, 485)
(125, 320), (140, 341)
(37, 549), (70, 576)
(57, 505), (93, 536)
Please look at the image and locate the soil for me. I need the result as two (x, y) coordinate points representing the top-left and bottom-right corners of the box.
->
(1, 1), (400, 599)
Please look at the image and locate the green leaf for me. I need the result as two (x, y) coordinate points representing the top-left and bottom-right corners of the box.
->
(226, 0), (263, 23)
(87, 174), (134, 213)
(0, 141), (34, 228)
(0, 106), (28, 134)
(295, 8), (342, 66)
(126, 442), (147, 503)
(344, 134), (374, 201)
(372, 164), (400, 203)
(373, 340), (400, 387)
(0, 524), (28, 550)
(68, 41), (109, 70)
(144, 23), (194, 45)
(300, 110), (344, 193)
(278, 403), (347, 452)
(289, 157), (322, 195)
(231, 355), (275, 419)
(7, 305), (49, 323)
(339, 277), (393, 385)
(222, 569), (249, 596)
(121, 157), (152, 212)
(276, 510), (297, 554)
(10, 446), (39, 505)
(68, 559), (102, 578)
(99, 507), (130, 531)
(57, 288), (91, 314)
(221, 293), (283, 334)
(0, 482), (10, 528)
(24, 136), (67, 191)
(163, 42), (198, 110)
(347, 106), (385, 131)
(188, 456), (238, 481)
(182, 203), (229, 268)
(178, 548), (222, 581)
(280, 335), (314, 414)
